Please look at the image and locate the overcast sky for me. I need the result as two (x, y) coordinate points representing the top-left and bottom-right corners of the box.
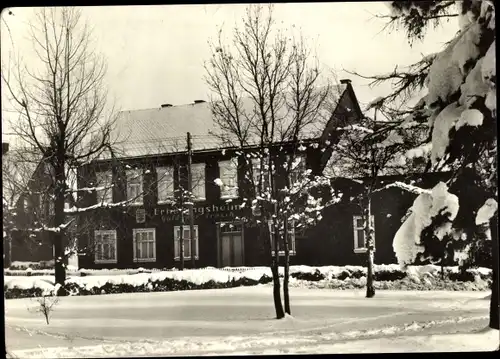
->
(1, 3), (458, 144)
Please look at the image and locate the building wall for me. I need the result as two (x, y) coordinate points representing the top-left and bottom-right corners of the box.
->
(77, 147), (321, 269)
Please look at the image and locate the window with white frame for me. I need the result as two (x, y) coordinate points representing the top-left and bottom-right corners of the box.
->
(251, 157), (270, 193)
(353, 215), (375, 253)
(94, 230), (117, 263)
(96, 170), (113, 204)
(157, 166), (174, 203)
(133, 228), (156, 262)
(219, 159), (238, 198)
(287, 154), (306, 188)
(126, 169), (143, 205)
(174, 225), (199, 260)
(191, 163), (206, 200)
(268, 220), (296, 256)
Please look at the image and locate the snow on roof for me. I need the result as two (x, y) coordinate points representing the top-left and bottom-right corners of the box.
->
(107, 84), (348, 159)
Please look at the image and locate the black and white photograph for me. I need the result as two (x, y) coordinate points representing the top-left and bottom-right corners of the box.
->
(2, 1), (498, 356)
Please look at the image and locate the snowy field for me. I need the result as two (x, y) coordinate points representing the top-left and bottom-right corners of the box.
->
(5, 286), (498, 357)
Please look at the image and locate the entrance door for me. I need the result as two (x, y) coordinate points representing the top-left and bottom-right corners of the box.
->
(219, 223), (244, 267)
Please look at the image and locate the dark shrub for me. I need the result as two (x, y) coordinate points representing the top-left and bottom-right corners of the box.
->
(291, 269), (325, 281)
(374, 270), (407, 281)
(336, 270), (351, 280)
(4, 286), (44, 299)
(448, 270), (475, 282)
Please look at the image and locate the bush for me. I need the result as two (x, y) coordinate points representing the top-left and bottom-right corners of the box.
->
(374, 270), (407, 282)
(448, 270), (476, 282)
(4, 266), (493, 300)
(291, 269), (325, 281)
(4, 286), (44, 299)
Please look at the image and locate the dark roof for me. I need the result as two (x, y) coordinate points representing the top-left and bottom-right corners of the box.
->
(107, 84), (352, 159)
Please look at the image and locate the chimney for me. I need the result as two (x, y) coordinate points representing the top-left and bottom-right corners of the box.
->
(161, 103), (173, 108)
(340, 79), (351, 85)
(2, 142), (9, 155)
(194, 100), (206, 104)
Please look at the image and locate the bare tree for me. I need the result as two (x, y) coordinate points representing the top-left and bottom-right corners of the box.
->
(205, 5), (342, 318)
(327, 100), (428, 298)
(2, 8), (117, 287)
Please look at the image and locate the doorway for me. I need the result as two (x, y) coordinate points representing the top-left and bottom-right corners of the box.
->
(218, 222), (244, 267)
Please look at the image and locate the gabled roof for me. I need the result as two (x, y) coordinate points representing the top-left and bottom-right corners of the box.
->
(107, 84), (356, 159)
(2, 148), (44, 207)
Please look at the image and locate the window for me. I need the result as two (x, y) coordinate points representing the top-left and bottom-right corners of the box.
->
(251, 157), (270, 193)
(353, 215), (375, 253)
(174, 225), (199, 260)
(157, 166), (174, 203)
(48, 198), (55, 216)
(268, 220), (296, 256)
(94, 230), (117, 263)
(96, 170), (113, 204)
(133, 228), (156, 262)
(219, 159), (238, 199)
(191, 163), (206, 201)
(287, 154), (306, 187)
(127, 169), (143, 205)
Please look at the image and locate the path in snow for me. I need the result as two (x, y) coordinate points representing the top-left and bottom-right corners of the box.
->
(5, 286), (497, 356)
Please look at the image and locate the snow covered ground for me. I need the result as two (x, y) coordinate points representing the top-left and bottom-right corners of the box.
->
(5, 286), (498, 357)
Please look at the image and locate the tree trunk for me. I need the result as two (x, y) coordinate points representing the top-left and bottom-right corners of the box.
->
(365, 194), (375, 298)
(283, 218), (291, 315)
(489, 214), (499, 330)
(54, 162), (67, 290)
(268, 220), (285, 319)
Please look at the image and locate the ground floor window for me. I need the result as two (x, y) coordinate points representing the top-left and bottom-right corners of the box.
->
(133, 228), (156, 262)
(353, 215), (375, 253)
(268, 220), (296, 256)
(94, 230), (117, 263)
(174, 225), (199, 260)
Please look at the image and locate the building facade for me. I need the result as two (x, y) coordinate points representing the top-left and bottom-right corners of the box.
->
(77, 81), (368, 269)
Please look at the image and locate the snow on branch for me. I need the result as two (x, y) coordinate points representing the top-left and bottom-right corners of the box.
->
(65, 185), (113, 193)
(28, 218), (75, 233)
(64, 200), (131, 214)
(335, 124), (374, 134)
(379, 181), (431, 195)
(393, 182), (459, 268)
(475, 198), (498, 226)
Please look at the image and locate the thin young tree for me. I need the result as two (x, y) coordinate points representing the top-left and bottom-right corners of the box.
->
(205, 5), (342, 318)
(2, 8), (117, 287)
(359, 1), (497, 330)
(327, 100), (428, 297)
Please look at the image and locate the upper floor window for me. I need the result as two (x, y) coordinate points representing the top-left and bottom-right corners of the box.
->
(191, 163), (206, 201)
(251, 157), (270, 193)
(219, 159), (238, 199)
(268, 220), (296, 256)
(287, 154), (306, 188)
(353, 215), (375, 253)
(157, 166), (174, 203)
(126, 169), (143, 205)
(96, 170), (113, 204)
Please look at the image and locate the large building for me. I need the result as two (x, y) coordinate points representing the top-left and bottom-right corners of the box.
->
(76, 80), (368, 269)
